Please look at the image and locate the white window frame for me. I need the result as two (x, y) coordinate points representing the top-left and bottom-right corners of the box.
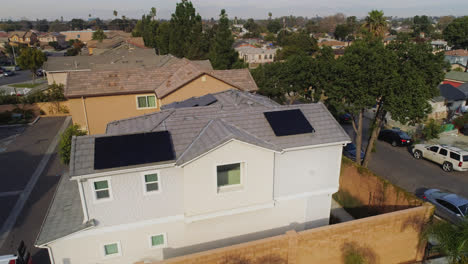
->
(148, 233), (167, 249)
(215, 161), (245, 194)
(136, 95), (157, 110)
(141, 170), (161, 195)
(90, 177), (113, 203)
(102, 241), (122, 258)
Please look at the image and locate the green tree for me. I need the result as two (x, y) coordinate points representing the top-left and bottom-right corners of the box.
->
(267, 19), (281, 34)
(155, 22), (171, 54)
(69, 18), (85, 30)
(243, 18), (261, 37)
(412, 15), (434, 37)
(35, 19), (49, 32)
(17, 47), (47, 83)
(362, 10), (387, 38)
(424, 217), (468, 264)
(362, 38), (448, 167)
(422, 119), (444, 140)
(334, 24), (352, 41)
(113, 10), (118, 18)
(168, 0), (204, 59)
(276, 31), (318, 59)
(443, 16), (468, 49)
(59, 125), (87, 165)
(92, 28), (107, 42)
(209, 9), (239, 70)
(150, 7), (157, 21)
(326, 38), (396, 165)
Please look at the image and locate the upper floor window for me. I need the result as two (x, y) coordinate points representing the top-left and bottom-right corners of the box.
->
(149, 233), (167, 248)
(142, 172), (160, 194)
(269, 54), (273, 59)
(103, 242), (121, 257)
(91, 178), (113, 202)
(137, 95), (157, 109)
(217, 163), (242, 192)
(264, 55), (267, 59)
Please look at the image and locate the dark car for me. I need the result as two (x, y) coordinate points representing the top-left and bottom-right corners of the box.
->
(36, 69), (44, 77)
(3, 70), (15, 77)
(378, 129), (412, 147)
(343, 143), (365, 161)
(338, 113), (352, 124)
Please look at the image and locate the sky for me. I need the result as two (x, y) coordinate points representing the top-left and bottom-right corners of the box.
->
(1, 0), (467, 21)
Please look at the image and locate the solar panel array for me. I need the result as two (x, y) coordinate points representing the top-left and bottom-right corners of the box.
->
(263, 109), (315, 136)
(94, 131), (175, 170)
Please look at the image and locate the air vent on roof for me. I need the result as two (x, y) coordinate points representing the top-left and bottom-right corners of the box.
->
(94, 131), (175, 170)
(263, 109), (314, 136)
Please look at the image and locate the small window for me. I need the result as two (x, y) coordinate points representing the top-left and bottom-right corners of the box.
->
(450, 152), (461, 161)
(137, 95), (157, 109)
(429, 146), (439, 153)
(217, 163), (241, 189)
(143, 173), (159, 193)
(93, 179), (111, 200)
(103, 242), (121, 257)
(439, 148), (448, 156)
(269, 54), (272, 59)
(258, 55), (261, 59)
(150, 234), (167, 248)
(264, 54), (267, 59)
(77, 34), (80, 38)
(436, 199), (461, 215)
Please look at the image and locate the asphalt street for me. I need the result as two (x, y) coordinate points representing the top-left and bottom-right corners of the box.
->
(342, 119), (468, 198)
(0, 70), (32, 86)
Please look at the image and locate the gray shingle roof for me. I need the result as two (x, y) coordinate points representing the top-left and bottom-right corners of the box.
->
(69, 101), (350, 177)
(35, 173), (95, 246)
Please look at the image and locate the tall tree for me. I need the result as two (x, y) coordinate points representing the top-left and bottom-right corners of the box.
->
(268, 12), (272, 20)
(276, 30), (318, 59)
(17, 47), (47, 84)
(209, 9), (238, 70)
(113, 10), (118, 18)
(362, 39), (448, 167)
(412, 15), (434, 37)
(443, 16), (468, 49)
(267, 19), (282, 34)
(92, 28), (107, 42)
(362, 10), (387, 38)
(69, 19), (85, 30)
(155, 22), (171, 55)
(150, 7), (157, 21)
(35, 19), (49, 32)
(169, 0), (203, 59)
(334, 24), (352, 41)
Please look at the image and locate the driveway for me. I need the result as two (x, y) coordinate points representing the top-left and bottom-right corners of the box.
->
(342, 119), (468, 198)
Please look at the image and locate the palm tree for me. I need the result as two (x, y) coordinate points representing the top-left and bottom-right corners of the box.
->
(424, 217), (468, 264)
(113, 10), (118, 18)
(268, 12), (272, 20)
(150, 7), (157, 21)
(363, 10), (387, 38)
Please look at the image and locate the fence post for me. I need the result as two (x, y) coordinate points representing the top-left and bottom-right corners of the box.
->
(286, 230), (298, 264)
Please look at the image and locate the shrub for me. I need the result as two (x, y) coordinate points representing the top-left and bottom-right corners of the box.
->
(59, 125), (87, 164)
(422, 119), (444, 141)
(453, 113), (468, 130)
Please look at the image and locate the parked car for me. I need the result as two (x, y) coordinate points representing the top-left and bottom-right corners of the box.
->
(35, 69), (44, 77)
(338, 113), (352, 124)
(378, 129), (412, 147)
(3, 70), (15, 77)
(418, 188), (468, 223)
(0, 67), (3, 74)
(343, 143), (365, 161)
(412, 144), (468, 172)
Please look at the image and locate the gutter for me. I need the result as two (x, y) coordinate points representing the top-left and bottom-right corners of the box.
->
(282, 141), (351, 152)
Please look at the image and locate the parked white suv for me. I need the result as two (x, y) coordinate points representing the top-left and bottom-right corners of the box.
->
(412, 144), (468, 172)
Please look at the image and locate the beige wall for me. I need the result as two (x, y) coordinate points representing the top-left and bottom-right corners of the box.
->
(160, 74), (236, 106)
(69, 93), (158, 135)
(61, 31), (94, 42)
(47, 72), (68, 85)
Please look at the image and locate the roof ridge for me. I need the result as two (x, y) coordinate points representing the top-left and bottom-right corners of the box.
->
(176, 119), (215, 164)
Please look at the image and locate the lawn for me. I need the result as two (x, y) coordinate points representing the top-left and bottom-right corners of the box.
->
(10, 83), (42, 88)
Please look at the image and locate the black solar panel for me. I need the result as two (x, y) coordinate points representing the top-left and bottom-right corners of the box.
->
(94, 131), (175, 170)
(264, 109), (314, 136)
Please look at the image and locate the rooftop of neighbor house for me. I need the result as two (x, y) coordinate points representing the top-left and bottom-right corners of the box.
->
(445, 49), (468, 57)
(43, 47), (180, 72)
(318, 40), (347, 47)
(235, 46), (277, 55)
(445, 71), (468, 83)
(67, 101), (350, 177)
(64, 58), (257, 98)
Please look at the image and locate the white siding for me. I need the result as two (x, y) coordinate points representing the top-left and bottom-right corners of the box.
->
(83, 166), (184, 227)
(274, 145), (342, 198)
(183, 140), (274, 216)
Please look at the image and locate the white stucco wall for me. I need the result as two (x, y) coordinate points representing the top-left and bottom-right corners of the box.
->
(83, 166), (184, 227)
(183, 140), (275, 216)
(274, 145), (343, 198)
(46, 72), (68, 85)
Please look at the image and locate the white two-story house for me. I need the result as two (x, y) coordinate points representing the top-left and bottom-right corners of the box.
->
(35, 90), (350, 264)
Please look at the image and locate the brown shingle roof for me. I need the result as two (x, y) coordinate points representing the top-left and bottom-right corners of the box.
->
(445, 49), (468, 57)
(209, 69), (258, 92)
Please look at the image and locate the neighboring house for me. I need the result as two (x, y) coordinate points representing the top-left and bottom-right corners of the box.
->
(60, 30), (128, 43)
(64, 59), (258, 134)
(438, 83), (467, 112)
(427, 96), (448, 120)
(318, 40), (348, 49)
(43, 46), (179, 85)
(38, 32), (67, 48)
(383, 35), (397, 45)
(431, 39), (448, 51)
(235, 46), (277, 64)
(86, 34), (145, 55)
(443, 71), (468, 87)
(8, 30), (39, 46)
(0, 31), (8, 48)
(445, 49), (468, 71)
(35, 96), (350, 264)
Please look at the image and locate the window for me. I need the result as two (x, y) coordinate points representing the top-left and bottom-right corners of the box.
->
(439, 148), (448, 156)
(149, 234), (167, 248)
(77, 34), (80, 38)
(429, 146), (439, 153)
(264, 54), (268, 59)
(269, 54), (273, 59)
(103, 242), (121, 257)
(450, 152), (461, 161)
(143, 172), (160, 194)
(217, 163), (242, 190)
(436, 199), (461, 215)
(91, 178), (112, 202)
(137, 95), (157, 109)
